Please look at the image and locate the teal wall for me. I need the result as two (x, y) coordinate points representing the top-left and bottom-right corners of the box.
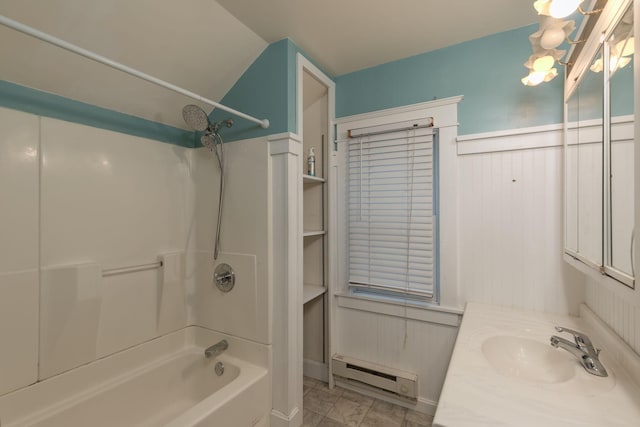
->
(335, 24), (565, 135)
(209, 39), (292, 141)
(611, 61), (634, 117)
(209, 38), (333, 143)
(0, 80), (195, 147)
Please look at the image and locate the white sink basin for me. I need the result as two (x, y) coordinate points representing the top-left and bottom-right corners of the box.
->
(481, 335), (575, 384)
(434, 304), (639, 427)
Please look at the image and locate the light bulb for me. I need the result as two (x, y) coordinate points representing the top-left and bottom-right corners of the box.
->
(543, 68), (558, 82)
(529, 71), (547, 85)
(549, 0), (583, 19)
(540, 28), (566, 49)
(590, 57), (603, 72)
(534, 0), (552, 15)
(533, 55), (555, 71)
(610, 55), (632, 72)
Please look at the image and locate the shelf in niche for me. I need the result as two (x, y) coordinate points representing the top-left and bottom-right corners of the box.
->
(303, 283), (326, 304)
(303, 174), (325, 183)
(303, 230), (326, 237)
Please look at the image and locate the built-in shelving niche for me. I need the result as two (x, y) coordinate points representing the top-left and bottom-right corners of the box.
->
(301, 60), (331, 382)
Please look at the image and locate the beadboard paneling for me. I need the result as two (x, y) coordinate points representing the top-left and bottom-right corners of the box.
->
(585, 277), (640, 355)
(335, 305), (458, 411)
(458, 142), (584, 315)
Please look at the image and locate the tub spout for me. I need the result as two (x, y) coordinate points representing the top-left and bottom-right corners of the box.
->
(205, 339), (228, 359)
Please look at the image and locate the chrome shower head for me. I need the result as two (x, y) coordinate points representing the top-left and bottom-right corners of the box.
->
(200, 133), (216, 150)
(182, 104), (210, 132)
(211, 118), (234, 133)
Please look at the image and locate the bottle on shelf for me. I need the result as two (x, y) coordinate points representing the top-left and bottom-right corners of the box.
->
(307, 147), (316, 176)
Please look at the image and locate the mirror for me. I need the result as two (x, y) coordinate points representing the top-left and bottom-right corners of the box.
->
(607, 4), (635, 284)
(565, 47), (604, 267)
(565, 87), (579, 253)
(564, 2), (635, 288)
(577, 47), (605, 266)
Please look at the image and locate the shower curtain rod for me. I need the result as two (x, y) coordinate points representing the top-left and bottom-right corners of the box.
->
(0, 15), (270, 129)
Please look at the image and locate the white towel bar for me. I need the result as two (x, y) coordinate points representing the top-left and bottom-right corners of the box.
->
(102, 261), (163, 277)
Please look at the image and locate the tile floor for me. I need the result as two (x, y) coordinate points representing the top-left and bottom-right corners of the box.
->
(303, 376), (434, 427)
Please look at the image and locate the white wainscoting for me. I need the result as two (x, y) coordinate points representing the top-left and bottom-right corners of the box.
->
(335, 305), (459, 415)
(585, 276), (640, 355)
(457, 128), (585, 315)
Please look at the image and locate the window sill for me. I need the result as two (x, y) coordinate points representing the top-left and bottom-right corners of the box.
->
(335, 292), (463, 327)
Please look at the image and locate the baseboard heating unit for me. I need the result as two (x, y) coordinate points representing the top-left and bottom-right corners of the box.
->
(332, 354), (417, 399)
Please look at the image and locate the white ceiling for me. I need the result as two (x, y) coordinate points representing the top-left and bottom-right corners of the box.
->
(217, 0), (538, 76)
(0, 0), (538, 130)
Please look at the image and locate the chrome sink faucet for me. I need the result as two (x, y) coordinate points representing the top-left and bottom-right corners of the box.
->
(550, 326), (608, 377)
(205, 339), (228, 359)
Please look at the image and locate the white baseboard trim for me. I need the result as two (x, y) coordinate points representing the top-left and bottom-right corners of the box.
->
(303, 358), (328, 382)
(334, 378), (438, 416)
(270, 407), (302, 427)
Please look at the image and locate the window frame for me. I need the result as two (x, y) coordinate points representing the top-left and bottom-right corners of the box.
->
(345, 122), (440, 304)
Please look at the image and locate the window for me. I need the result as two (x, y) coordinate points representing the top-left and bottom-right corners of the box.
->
(347, 119), (438, 302)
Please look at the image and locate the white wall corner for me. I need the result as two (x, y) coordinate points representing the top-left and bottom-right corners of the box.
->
(269, 134), (303, 421)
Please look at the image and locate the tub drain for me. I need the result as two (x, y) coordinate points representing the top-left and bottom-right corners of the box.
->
(215, 361), (225, 376)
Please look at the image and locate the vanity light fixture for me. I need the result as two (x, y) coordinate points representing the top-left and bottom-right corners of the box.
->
(616, 36), (635, 56)
(529, 16), (577, 49)
(521, 68), (559, 86)
(522, 0), (586, 86)
(534, 0), (603, 18)
(533, 54), (556, 70)
(590, 36), (634, 72)
(521, 49), (565, 85)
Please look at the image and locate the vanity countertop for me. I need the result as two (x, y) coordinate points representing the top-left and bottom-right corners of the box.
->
(433, 302), (640, 427)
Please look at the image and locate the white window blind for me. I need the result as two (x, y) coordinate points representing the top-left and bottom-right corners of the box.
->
(348, 123), (437, 299)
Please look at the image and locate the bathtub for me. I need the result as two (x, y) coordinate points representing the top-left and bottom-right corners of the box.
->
(0, 327), (270, 427)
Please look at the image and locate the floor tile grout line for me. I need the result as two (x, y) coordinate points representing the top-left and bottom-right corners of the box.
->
(303, 376), (433, 427)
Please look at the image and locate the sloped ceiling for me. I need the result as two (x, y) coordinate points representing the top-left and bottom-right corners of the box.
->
(0, 0), (538, 130)
(0, 0), (267, 129)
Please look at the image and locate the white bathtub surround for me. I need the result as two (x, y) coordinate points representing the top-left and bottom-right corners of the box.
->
(0, 106), (194, 395)
(434, 303), (640, 426)
(189, 133), (304, 426)
(0, 271), (39, 395)
(0, 101), (277, 425)
(188, 138), (271, 345)
(40, 116), (192, 362)
(0, 326), (270, 427)
(191, 251), (262, 341)
(157, 252), (187, 336)
(0, 107), (39, 396)
(40, 263), (102, 379)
